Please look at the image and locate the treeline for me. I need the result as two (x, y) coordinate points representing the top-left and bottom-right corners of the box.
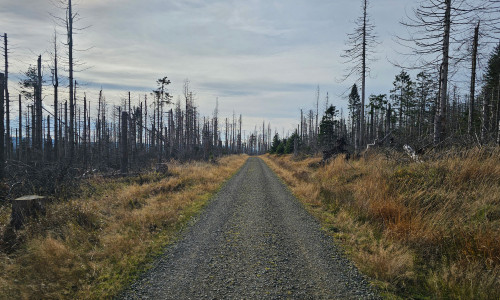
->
(271, 0), (500, 156)
(271, 43), (500, 157)
(0, 0), (274, 199)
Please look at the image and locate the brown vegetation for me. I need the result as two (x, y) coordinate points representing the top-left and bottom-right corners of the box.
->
(0, 155), (247, 299)
(262, 148), (500, 299)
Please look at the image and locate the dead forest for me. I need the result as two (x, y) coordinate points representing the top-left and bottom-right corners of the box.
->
(1, 0), (500, 199)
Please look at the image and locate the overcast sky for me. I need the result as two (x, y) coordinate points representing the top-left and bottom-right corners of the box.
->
(0, 0), (477, 135)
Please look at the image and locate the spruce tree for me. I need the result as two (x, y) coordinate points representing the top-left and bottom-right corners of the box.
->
(318, 105), (338, 150)
(348, 84), (361, 151)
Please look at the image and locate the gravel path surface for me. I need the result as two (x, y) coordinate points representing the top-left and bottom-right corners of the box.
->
(120, 157), (379, 299)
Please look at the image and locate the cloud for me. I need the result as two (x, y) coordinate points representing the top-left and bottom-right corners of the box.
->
(1, 0), (435, 134)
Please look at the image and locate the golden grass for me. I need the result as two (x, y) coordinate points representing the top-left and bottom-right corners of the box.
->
(0, 155), (247, 299)
(261, 148), (500, 299)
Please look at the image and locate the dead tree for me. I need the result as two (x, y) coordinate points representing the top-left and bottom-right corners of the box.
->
(68, 0), (75, 160)
(0, 73), (4, 179)
(18, 95), (22, 160)
(468, 21), (480, 135)
(121, 111), (128, 173)
(398, 0), (482, 145)
(341, 0), (378, 148)
(35, 56), (43, 155)
(83, 95), (87, 166)
(3, 33), (10, 158)
(52, 32), (59, 159)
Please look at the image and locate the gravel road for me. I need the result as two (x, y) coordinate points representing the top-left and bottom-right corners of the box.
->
(120, 157), (379, 299)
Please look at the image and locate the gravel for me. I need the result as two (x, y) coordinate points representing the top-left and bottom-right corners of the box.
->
(120, 157), (379, 299)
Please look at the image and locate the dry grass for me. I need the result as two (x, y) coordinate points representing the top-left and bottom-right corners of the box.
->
(262, 148), (500, 299)
(0, 155), (247, 299)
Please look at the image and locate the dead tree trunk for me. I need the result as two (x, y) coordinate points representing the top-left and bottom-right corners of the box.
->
(68, 0), (75, 161)
(4, 34), (10, 158)
(360, 0), (367, 148)
(18, 94), (22, 161)
(64, 101), (68, 158)
(468, 21), (479, 135)
(121, 111), (128, 173)
(0, 73), (4, 179)
(83, 95), (87, 166)
(51, 32), (58, 160)
(433, 0), (451, 145)
(36, 56), (43, 155)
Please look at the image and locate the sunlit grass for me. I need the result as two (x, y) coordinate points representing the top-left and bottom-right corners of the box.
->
(262, 148), (500, 299)
(0, 155), (247, 299)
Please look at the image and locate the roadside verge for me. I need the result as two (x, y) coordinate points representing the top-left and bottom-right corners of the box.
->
(0, 155), (248, 299)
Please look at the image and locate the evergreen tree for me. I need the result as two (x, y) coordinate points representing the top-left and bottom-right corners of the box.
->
(390, 70), (414, 131)
(480, 43), (500, 142)
(368, 94), (387, 140)
(348, 84), (361, 150)
(19, 65), (39, 101)
(276, 140), (285, 155)
(270, 133), (280, 154)
(415, 71), (436, 136)
(285, 132), (299, 154)
(483, 43), (500, 93)
(318, 105), (338, 149)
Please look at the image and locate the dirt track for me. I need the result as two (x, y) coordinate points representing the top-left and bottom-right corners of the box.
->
(121, 157), (378, 299)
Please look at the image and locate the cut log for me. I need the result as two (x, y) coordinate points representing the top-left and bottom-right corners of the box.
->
(10, 195), (49, 229)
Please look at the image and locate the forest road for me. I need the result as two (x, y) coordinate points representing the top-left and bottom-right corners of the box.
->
(120, 157), (379, 299)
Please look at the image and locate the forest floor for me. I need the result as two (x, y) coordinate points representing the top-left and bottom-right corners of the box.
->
(120, 157), (378, 299)
(261, 148), (500, 299)
(0, 155), (247, 299)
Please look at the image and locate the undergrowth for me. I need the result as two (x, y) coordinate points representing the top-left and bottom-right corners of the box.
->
(0, 155), (247, 299)
(262, 147), (500, 299)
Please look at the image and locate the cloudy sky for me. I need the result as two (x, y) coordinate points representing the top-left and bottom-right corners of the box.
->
(0, 0), (454, 135)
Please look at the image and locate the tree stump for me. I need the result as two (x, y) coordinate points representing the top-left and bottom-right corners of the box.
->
(155, 163), (169, 175)
(10, 195), (48, 229)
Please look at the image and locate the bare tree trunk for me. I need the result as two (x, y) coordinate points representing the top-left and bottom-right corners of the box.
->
(53, 34), (59, 160)
(144, 95), (147, 151)
(360, 0), (367, 148)
(59, 103), (62, 155)
(468, 21), (479, 136)
(316, 86), (319, 141)
(433, 0), (451, 145)
(68, 0), (75, 160)
(18, 94), (22, 161)
(64, 101), (68, 158)
(4, 34), (10, 158)
(83, 95), (87, 166)
(0, 73), (4, 179)
(238, 114), (242, 153)
(46, 115), (51, 160)
(97, 90), (102, 165)
(386, 103), (391, 137)
(36, 56), (43, 155)
(121, 111), (128, 173)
